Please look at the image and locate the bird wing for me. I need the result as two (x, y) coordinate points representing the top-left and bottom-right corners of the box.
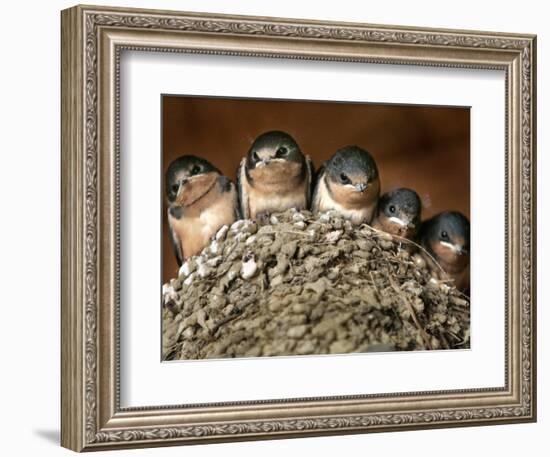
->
(167, 207), (184, 267)
(229, 179), (241, 220)
(416, 217), (436, 255)
(216, 175), (241, 221)
(310, 163), (325, 211)
(305, 155), (315, 206)
(232, 183), (240, 220)
(236, 158), (250, 219)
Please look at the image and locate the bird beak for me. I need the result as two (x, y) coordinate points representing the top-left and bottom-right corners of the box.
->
(458, 246), (469, 255)
(256, 159), (269, 167)
(388, 217), (415, 237)
(388, 216), (407, 227)
(355, 183), (368, 192)
(440, 241), (455, 250)
(441, 241), (468, 255)
(266, 156), (287, 164)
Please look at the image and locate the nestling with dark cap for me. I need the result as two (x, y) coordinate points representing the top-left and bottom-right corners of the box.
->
(165, 155), (239, 266)
(237, 130), (314, 222)
(418, 211), (470, 292)
(311, 145), (380, 225)
(372, 188), (422, 240)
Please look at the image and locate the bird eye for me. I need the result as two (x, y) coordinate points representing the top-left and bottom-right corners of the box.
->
(441, 230), (449, 239)
(340, 173), (351, 184)
(191, 165), (201, 175)
(171, 184), (179, 194)
(389, 205), (396, 213)
(276, 146), (288, 158)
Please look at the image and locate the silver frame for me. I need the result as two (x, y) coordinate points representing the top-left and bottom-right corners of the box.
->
(61, 4), (536, 451)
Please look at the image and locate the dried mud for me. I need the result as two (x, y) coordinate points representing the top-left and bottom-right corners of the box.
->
(162, 209), (470, 360)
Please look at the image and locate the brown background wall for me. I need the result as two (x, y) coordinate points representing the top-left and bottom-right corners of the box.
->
(162, 95), (470, 283)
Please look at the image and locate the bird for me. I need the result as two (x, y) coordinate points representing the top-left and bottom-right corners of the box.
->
(165, 155), (239, 266)
(311, 145), (380, 225)
(237, 130), (314, 222)
(418, 211), (470, 292)
(371, 188), (421, 240)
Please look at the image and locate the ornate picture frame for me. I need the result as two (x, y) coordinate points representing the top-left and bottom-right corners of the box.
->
(61, 4), (536, 451)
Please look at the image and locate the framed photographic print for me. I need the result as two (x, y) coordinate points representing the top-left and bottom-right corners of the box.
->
(61, 4), (537, 451)
(160, 95), (471, 361)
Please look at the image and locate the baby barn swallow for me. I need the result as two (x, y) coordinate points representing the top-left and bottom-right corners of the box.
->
(372, 188), (421, 240)
(165, 155), (238, 266)
(237, 130), (314, 221)
(311, 145), (380, 225)
(418, 211), (470, 291)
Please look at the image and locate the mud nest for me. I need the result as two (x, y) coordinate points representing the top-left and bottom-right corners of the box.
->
(162, 209), (470, 360)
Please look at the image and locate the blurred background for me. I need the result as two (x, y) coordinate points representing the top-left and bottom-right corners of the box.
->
(162, 95), (470, 283)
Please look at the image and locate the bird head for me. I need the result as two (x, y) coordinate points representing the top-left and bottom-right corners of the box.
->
(165, 155), (220, 206)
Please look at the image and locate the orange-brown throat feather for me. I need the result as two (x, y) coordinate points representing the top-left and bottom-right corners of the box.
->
(431, 239), (469, 273)
(175, 172), (219, 208)
(373, 213), (415, 239)
(326, 176), (380, 210)
(248, 161), (303, 192)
